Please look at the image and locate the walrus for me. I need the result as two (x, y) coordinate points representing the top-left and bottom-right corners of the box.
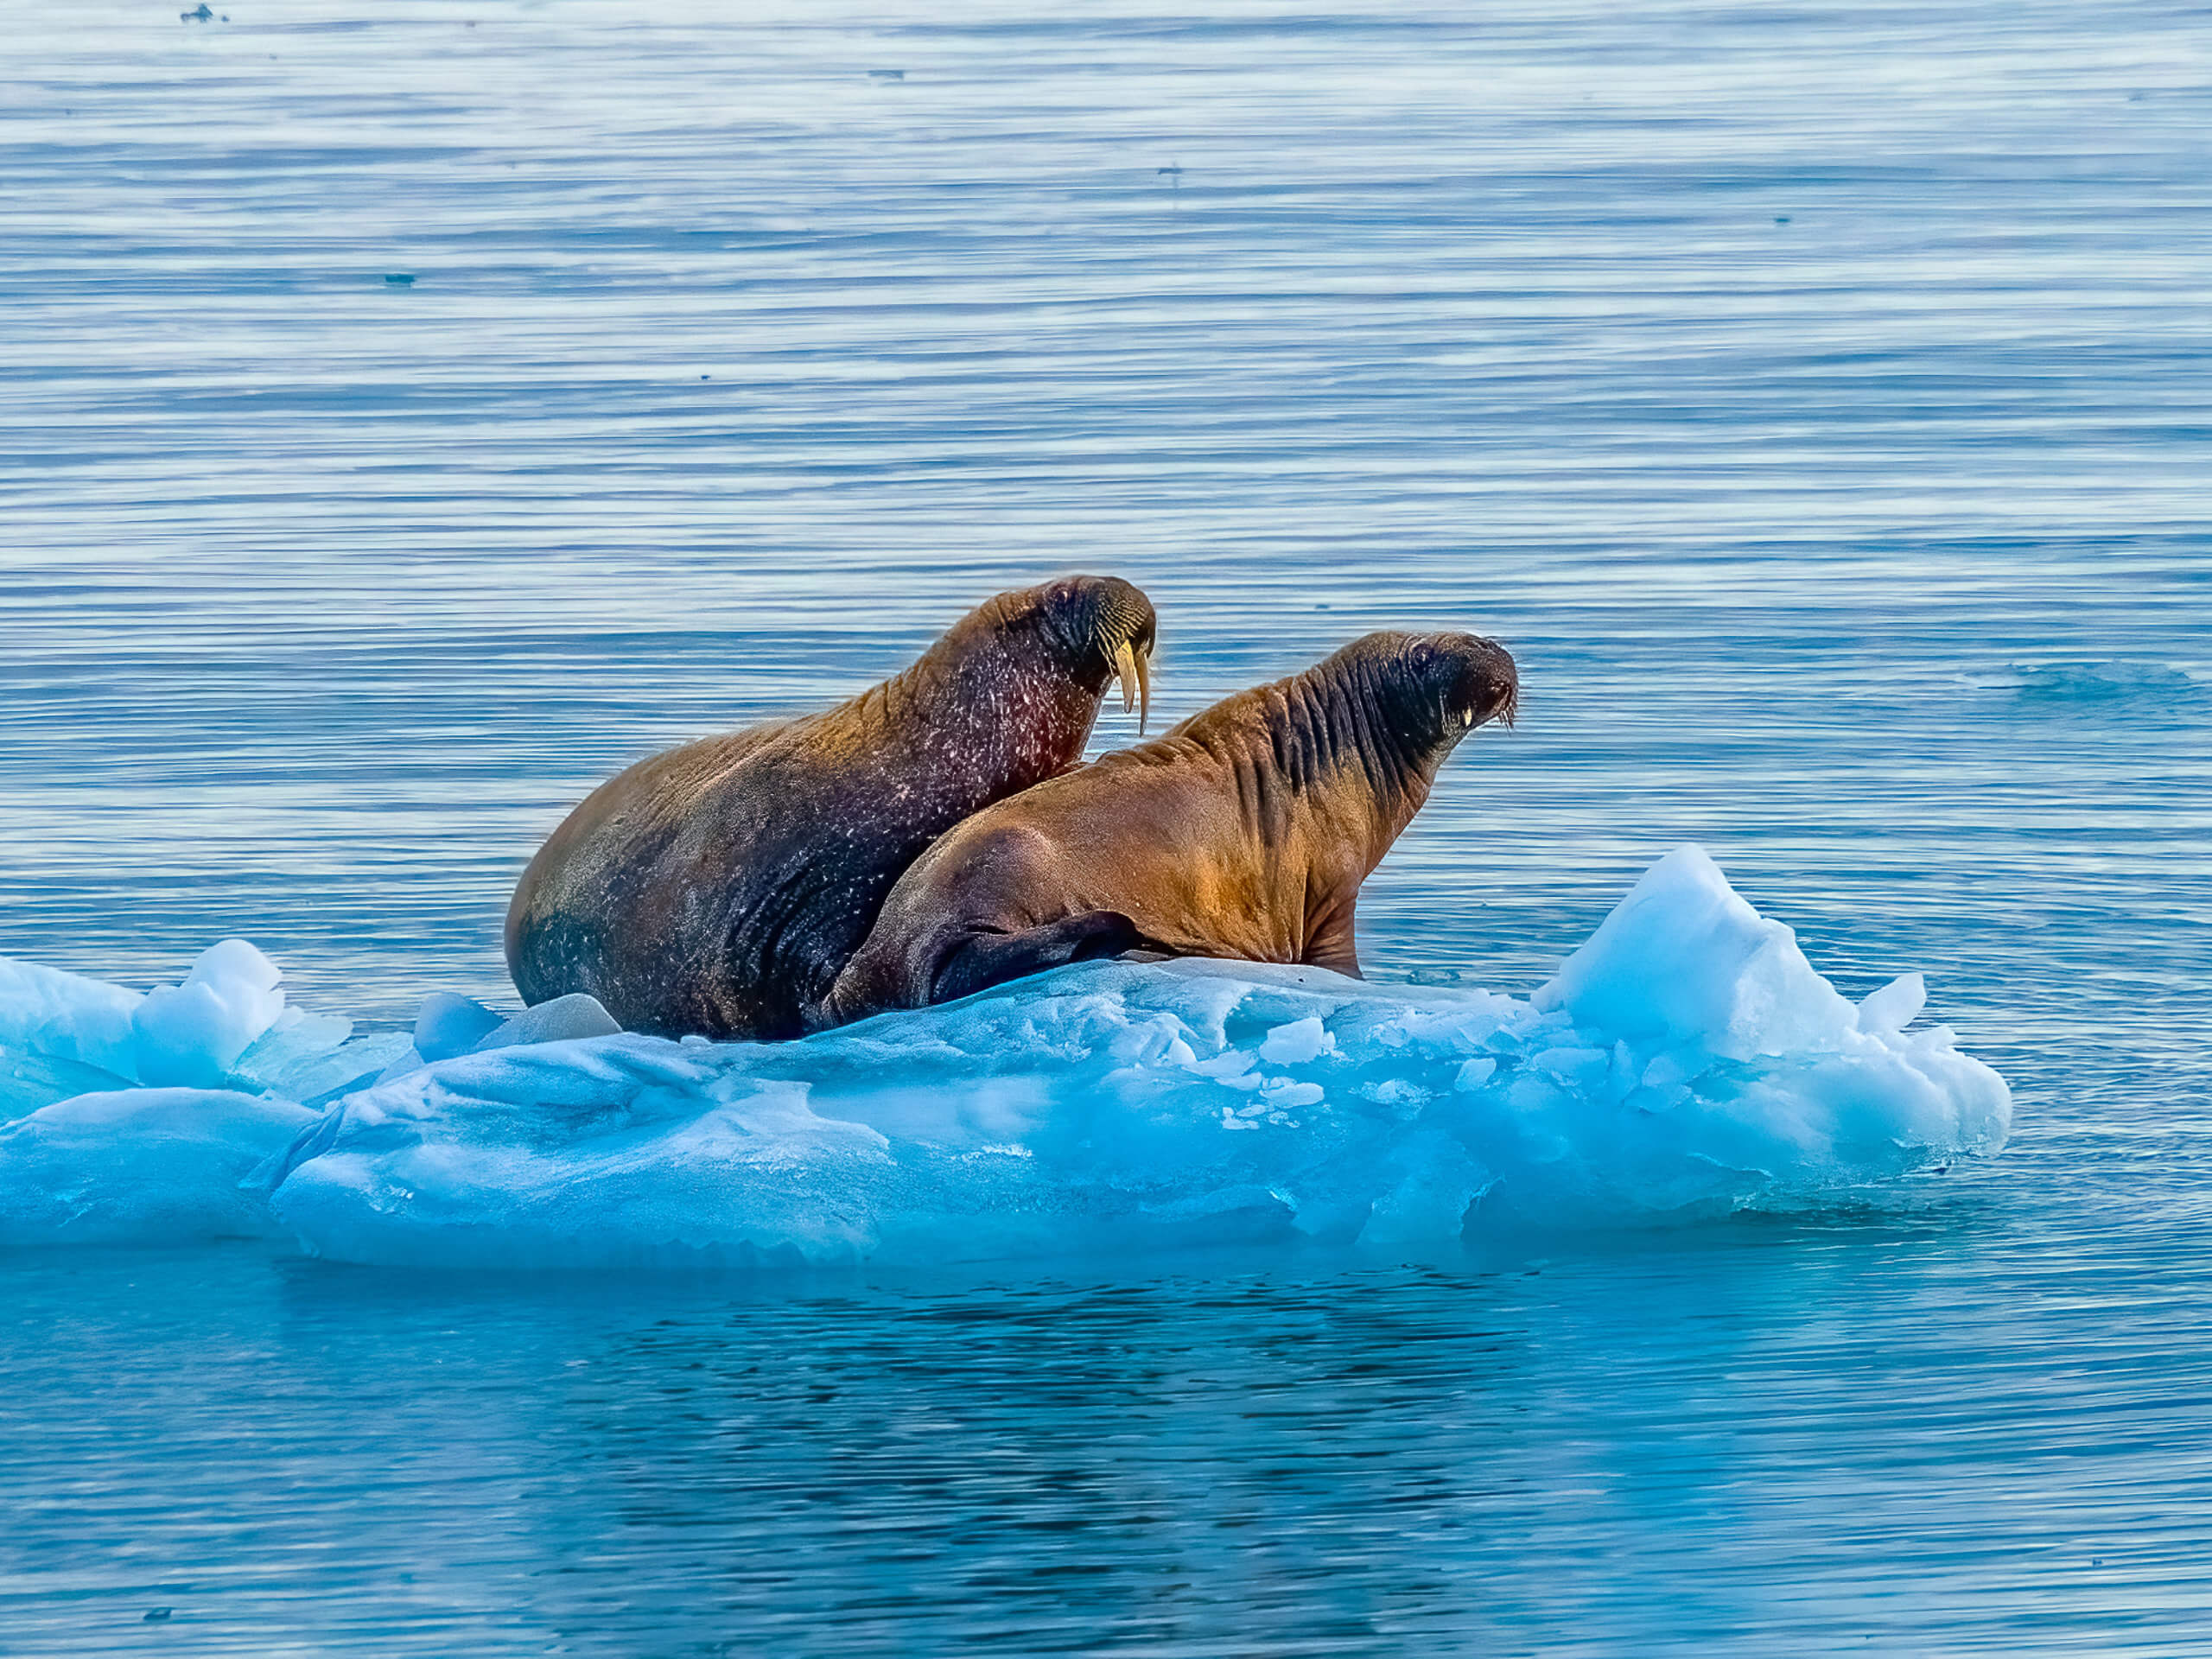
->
(505, 576), (1158, 1040)
(818, 628), (1516, 1026)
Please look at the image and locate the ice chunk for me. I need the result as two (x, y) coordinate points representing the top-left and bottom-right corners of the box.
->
(1, 1044), (137, 1126)
(1857, 973), (1927, 1033)
(0, 1087), (315, 1244)
(1358, 1129), (1491, 1248)
(414, 992), (503, 1061)
(268, 1042), (896, 1269)
(0, 956), (143, 1078)
(471, 994), (623, 1052)
(1533, 846), (1856, 1063)
(1258, 1016), (1333, 1064)
(233, 1017), (412, 1107)
(132, 940), (288, 1088)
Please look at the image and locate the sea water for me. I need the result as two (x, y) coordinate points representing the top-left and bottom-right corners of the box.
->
(3, 0), (2208, 1651)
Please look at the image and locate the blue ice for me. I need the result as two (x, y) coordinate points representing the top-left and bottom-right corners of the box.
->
(0, 849), (2010, 1266)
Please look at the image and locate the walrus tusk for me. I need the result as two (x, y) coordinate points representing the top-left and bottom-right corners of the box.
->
(1132, 641), (1151, 734)
(1110, 639), (1140, 719)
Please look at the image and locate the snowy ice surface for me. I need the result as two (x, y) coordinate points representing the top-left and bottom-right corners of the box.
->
(0, 849), (2011, 1267)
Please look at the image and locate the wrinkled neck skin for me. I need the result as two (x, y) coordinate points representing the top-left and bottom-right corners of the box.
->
(1174, 655), (1462, 872)
(859, 595), (1111, 807)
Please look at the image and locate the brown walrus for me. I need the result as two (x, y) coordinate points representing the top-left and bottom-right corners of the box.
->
(819, 629), (1516, 1026)
(505, 576), (1157, 1040)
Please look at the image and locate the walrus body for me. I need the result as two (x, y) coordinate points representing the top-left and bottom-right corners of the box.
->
(821, 630), (1516, 1026)
(505, 576), (1156, 1040)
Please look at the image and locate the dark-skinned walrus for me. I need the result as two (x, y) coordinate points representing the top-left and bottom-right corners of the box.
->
(505, 576), (1157, 1040)
(818, 628), (1516, 1026)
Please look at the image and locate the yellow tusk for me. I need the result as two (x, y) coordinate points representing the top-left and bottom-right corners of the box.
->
(1132, 644), (1152, 734)
(1109, 639), (1139, 716)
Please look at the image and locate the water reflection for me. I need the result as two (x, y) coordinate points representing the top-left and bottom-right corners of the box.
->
(9, 1217), (2211, 1654)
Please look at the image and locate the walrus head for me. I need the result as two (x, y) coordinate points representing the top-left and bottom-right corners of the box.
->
(914, 575), (1160, 772)
(1397, 629), (1518, 733)
(1027, 574), (1159, 733)
(1352, 629), (1518, 771)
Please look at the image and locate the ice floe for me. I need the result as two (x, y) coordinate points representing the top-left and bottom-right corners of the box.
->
(0, 848), (2012, 1266)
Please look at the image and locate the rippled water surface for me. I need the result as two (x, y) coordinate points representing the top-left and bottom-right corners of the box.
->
(3, 0), (2209, 1651)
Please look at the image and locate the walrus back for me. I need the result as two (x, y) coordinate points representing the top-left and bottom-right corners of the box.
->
(504, 696), (1073, 1040)
(505, 720), (823, 1036)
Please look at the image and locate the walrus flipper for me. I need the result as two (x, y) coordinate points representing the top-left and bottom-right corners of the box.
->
(931, 911), (1156, 1004)
(1304, 907), (1364, 979)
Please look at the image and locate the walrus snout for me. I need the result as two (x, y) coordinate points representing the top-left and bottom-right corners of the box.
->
(1039, 574), (1159, 733)
(1446, 634), (1518, 730)
(1390, 631), (1518, 738)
